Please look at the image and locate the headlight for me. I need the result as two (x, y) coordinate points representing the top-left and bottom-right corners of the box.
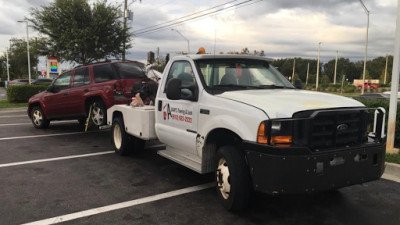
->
(257, 120), (293, 146)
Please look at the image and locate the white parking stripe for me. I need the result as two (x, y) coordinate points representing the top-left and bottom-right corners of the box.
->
(0, 145), (164, 168)
(0, 151), (114, 168)
(0, 121), (77, 127)
(0, 131), (87, 141)
(22, 182), (214, 225)
(0, 115), (26, 118)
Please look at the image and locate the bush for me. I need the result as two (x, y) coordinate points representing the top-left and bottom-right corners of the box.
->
(342, 85), (356, 93)
(0, 81), (4, 87)
(6, 85), (47, 103)
(355, 99), (400, 145)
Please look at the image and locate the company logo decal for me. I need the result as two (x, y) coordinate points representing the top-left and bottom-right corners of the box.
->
(336, 123), (349, 131)
(163, 103), (193, 123)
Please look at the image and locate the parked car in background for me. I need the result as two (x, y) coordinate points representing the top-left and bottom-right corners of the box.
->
(28, 61), (148, 129)
(8, 79), (29, 86)
(383, 90), (400, 98)
(357, 82), (379, 89)
(32, 78), (54, 85)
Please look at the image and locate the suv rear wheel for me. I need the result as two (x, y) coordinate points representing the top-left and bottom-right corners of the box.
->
(31, 106), (50, 129)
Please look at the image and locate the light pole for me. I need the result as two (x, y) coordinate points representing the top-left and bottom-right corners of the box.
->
(316, 42), (322, 91)
(17, 20), (31, 84)
(359, 0), (369, 95)
(171, 29), (190, 54)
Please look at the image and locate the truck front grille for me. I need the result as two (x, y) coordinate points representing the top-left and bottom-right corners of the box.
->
(293, 108), (369, 152)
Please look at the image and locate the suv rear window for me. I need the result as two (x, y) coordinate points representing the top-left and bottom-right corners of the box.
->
(113, 63), (146, 79)
(93, 64), (116, 83)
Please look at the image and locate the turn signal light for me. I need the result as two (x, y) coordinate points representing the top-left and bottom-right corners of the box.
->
(257, 122), (268, 144)
(271, 135), (292, 144)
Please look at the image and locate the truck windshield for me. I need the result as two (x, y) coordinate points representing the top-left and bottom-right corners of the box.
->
(195, 58), (294, 92)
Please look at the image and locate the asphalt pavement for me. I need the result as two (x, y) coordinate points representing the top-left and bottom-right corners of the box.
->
(0, 107), (400, 225)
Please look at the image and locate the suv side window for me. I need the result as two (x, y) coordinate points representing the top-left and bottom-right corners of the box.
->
(93, 64), (115, 83)
(53, 71), (72, 90)
(73, 67), (90, 87)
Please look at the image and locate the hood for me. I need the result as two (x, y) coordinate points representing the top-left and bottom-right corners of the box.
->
(217, 89), (365, 119)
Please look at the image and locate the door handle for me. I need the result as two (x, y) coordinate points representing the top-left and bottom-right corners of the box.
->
(63, 92), (68, 96)
(84, 89), (89, 93)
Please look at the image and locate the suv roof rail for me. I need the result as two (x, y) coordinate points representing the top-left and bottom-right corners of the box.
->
(73, 59), (142, 69)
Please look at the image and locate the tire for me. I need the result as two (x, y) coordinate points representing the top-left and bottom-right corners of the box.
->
(215, 145), (252, 211)
(111, 117), (133, 156)
(30, 106), (50, 129)
(90, 100), (107, 128)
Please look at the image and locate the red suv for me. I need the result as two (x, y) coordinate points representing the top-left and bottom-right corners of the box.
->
(28, 61), (147, 129)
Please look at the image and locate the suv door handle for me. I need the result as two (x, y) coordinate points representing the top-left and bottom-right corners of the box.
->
(63, 92), (68, 96)
(84, 89), (89, 93)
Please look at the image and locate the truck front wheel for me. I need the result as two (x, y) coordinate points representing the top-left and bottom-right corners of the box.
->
(215, 145), (252, 211)
(112, 117), (133, 156)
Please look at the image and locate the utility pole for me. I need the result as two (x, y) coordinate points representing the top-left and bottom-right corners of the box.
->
(18, 20), (31, 84)
(359, 0), (370, 95)
(292, 58), (296, 84)
(386, 0), (400, 154)
(6, 50), (10, 83)
(122, 0), (127, 61)
(316, 42), (322, 91)
(384, 54), (388, 84)
(306, 63), (310, 85)
(334, 50), (338, 84)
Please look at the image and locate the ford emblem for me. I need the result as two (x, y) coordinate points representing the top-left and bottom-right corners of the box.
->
(337, 124), (349, 131)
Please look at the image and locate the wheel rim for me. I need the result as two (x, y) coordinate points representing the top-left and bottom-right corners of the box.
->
(113, 123), (122, 150)
(216, 158), (230, 199)
(91, 106), (104, 126)
(32, 109), (43, 126)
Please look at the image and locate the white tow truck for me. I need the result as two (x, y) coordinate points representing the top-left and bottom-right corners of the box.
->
(106, 54), (386, 211)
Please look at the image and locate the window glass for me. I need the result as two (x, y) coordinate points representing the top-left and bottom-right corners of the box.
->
(113, 63), (146, 79)
(195, 59), (294, 93)
(53, 71), (72, 90)
(93, 64), (115, 83)
(165, 61), (195, 86)
(73, 67), (90, 87)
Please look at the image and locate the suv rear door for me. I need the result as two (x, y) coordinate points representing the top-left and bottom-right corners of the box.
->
(68, 67), (91, 115)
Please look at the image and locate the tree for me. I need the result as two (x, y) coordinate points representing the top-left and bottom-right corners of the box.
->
(29, 0), (130, 65)
(0, 38), (40, 81)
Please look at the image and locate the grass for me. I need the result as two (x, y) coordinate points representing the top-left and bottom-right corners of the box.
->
(0, 100), (28, 108)
(386, 153), (400, 164)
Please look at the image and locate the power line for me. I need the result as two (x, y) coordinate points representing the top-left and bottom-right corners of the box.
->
(133, 0), (238, 33)
(134, 0), (261, 36)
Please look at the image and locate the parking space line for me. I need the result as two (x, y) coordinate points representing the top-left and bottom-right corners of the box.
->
(0, 115), (26, 118)
(22, 182), (214, 225)
(0, 131), (88, 141)
(0, 145), (165, 168)
(0, 151), (114, 168)
(0, 121), (77, 127)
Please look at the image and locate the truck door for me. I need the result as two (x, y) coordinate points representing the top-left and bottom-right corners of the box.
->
(156, 60), (199, 156)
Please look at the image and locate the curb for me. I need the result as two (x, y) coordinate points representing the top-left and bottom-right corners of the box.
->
(382, 162), (400, 183)
(0, 107), (27, 113)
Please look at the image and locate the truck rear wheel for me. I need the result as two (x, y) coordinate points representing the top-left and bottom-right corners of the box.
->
(112, 117), (133, 156)
(215, 145), (252, 211)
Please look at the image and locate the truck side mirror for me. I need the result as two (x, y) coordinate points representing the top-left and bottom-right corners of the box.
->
(166, 78), (182, 100)
(295, 78), (303, 89)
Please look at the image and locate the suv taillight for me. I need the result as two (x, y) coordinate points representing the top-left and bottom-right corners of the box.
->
(113, 81), (123, 95)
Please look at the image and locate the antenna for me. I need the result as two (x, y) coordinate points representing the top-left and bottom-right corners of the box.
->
(213, 29), (217, 55)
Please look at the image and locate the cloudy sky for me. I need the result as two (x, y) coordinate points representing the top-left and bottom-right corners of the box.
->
(0, 0), (398, 71)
